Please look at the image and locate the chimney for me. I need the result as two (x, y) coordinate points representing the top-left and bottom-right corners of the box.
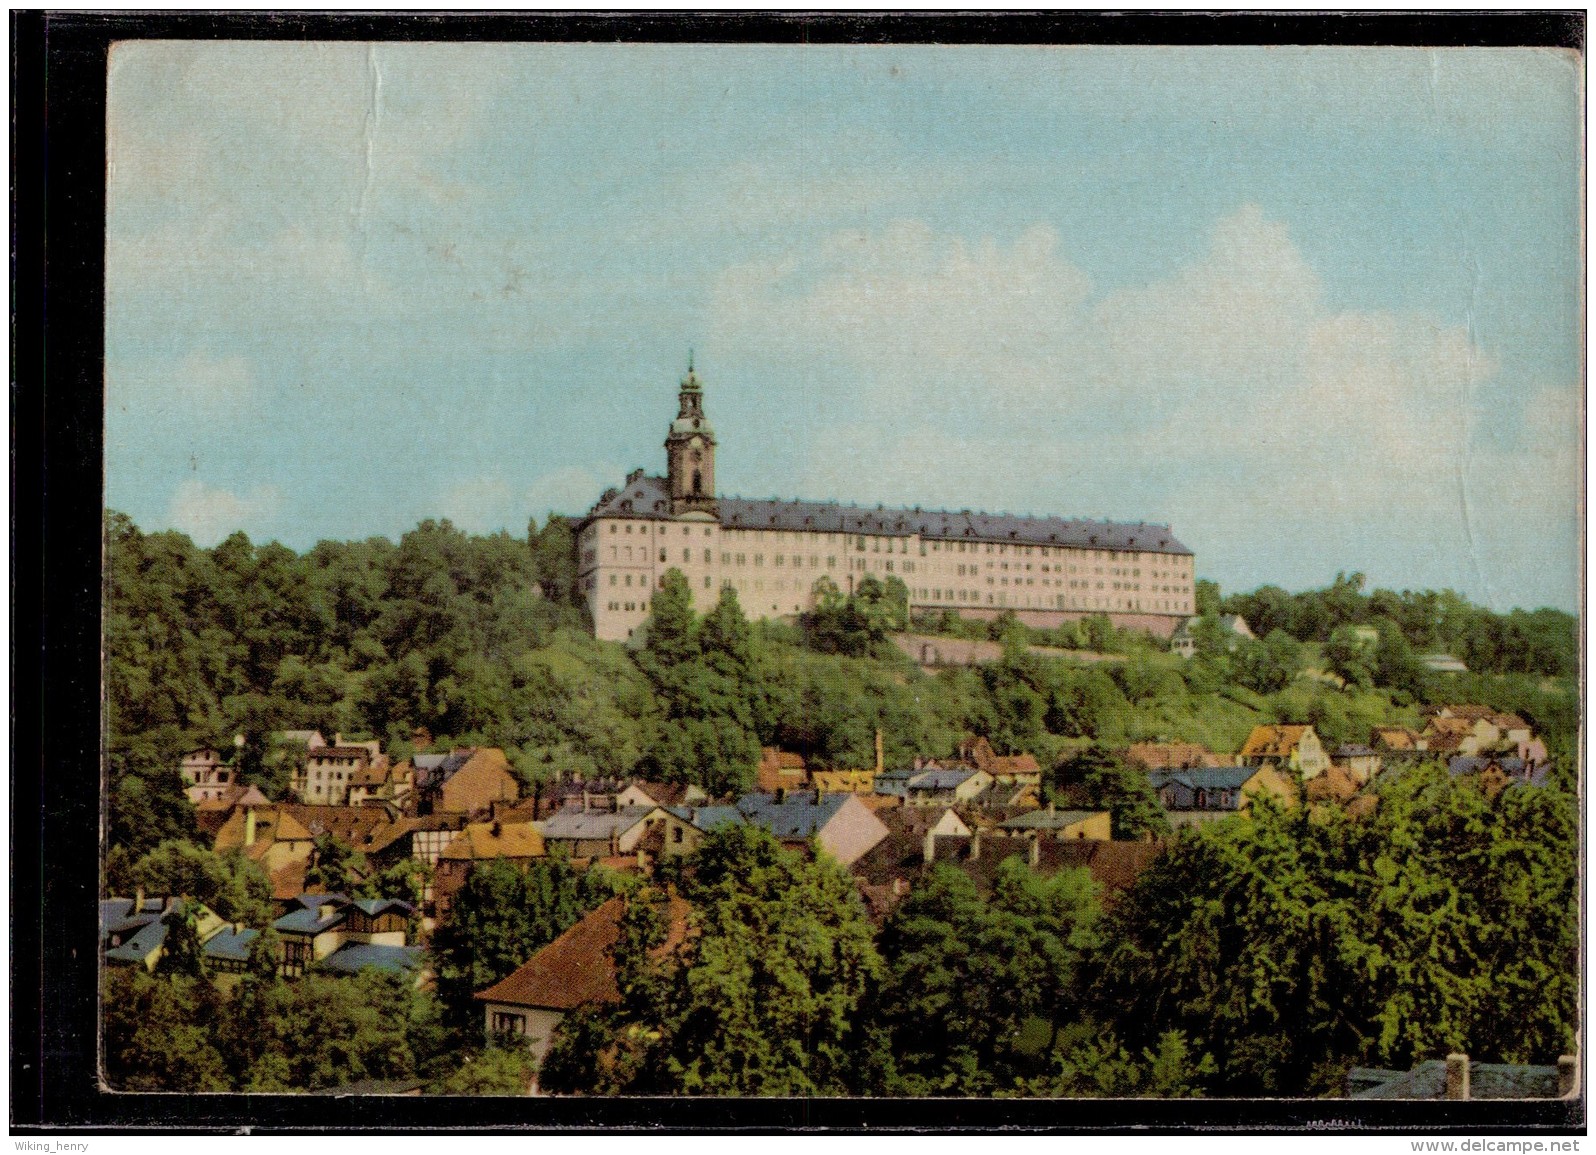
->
(968, 830), (981, 862)
(1048, 800), (1056, 818)
(922, 828), (937, 865)
(1029, 832), (1041, 867)
(244, 808), (257, 848)
(609, 828), (619, 857)
(875, 729), (884, 776)
(1558, 1055), (1578, 1098)
(1445, 1053), (1470, 1101)
(133, 885), (145, 913)
(775, 787), (786, 804)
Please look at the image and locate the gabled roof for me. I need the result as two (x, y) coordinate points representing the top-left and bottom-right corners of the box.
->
(474, 894), (691, 1011)
(582, 474), (1191, 555)
(440, 821), (545, 861)
(315, 942), (425, 976)
(735, 791), (849, 839)
(1148, 767), (1258, 791)
(907, 768), (979, 792)
(669, 805), (746, 832)
(540, 805), (659, 842)
(1239, 725), (1313, 759)
(202, 927), (260, 962)
(104, 917), (169, 964)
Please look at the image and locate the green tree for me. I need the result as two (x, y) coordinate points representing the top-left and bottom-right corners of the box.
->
(543, 825), (882, 1096)
(102, 969), (230, 1091)
(128, 840), (274, 926)
(1054, 743), (1170, 840)
(431, 858), (613, 1031)
(430, 1045), (536, 1095)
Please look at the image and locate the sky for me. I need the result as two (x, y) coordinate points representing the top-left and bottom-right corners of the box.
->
(105, 42), (1582, 612)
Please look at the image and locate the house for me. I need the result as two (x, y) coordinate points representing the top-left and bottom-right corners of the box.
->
(434, 820), (547, 919)
(878, 805), (971, 842)
(1123, 742), (1231, 772)
(1149, 765), (1296, 827)
(756, 747), (809, 793)
(849, 830), (1163, 923)
(202, 926), (262, 974)
(294, 744), (384, 806)
(872, 768), (919, 800)
(1304, 763), (1362, 813)
(1447, 755), (1553, 795)
(412, 748), (521, 817)
(809, 769), (876, 794)
(103, 898), (227, 971)
(348, 758), (414, 808)
(537, 777), (632, 816)
(1170, 613), (1255, 658)
(363, 812), (472, 910)
(1422, 715), (1491, 757)
(1370, 727), (1428, 755)
(614, 780), (709, 810)
(179, 748), (240, 806)
(953, 737), (1043, 786)
(1000, 806), (1112, 841)
(965, 780), (1041, 814)
(733, 791), (890, 867)
(474, 893), (692, 1083)
(271, 893), (416, 978)
(276, 729), (328, 750)
(539, 805), (700, 861)
(1330, 744), (1382, 785)
(191, 784), (272, 836)
(213, 806), (319, 900)
(1349, 1053), (1577, 1100)
(904, 767), (995, 807)
(1238, 724), (1330, 781)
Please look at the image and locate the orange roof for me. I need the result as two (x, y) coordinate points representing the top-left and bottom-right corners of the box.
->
(1371, 728), (1419, 750)
(1305, 765), (1360, 804)
(1239, 725), (1312, 759)
(440, 821), (545, 861)
(760, 748), (807, 770)
(1426, 716), (1473, 735)
(474, 894), (690, 1011)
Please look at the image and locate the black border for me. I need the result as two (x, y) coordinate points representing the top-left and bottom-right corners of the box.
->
(13, 9), (1586, 1134)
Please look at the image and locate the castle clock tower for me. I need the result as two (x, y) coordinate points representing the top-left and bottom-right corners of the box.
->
(665, 355), (718, 517)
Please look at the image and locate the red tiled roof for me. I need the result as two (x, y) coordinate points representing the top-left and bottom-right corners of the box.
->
(474, 894), (690, 1011)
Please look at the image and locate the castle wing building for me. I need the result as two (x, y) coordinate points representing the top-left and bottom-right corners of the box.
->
(576, 366), (1195, 643)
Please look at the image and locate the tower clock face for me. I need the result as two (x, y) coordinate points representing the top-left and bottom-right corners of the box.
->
(690, 437), (703, 450)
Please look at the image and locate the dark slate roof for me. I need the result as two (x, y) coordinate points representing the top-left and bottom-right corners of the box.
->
(907, 768), (979, 792)
(315, 942), (426, 975)
(1148, 767), (1256, 792)
(202, 927), (260, 962)
(349, 897), (413, 919)
(104, 917), (168, 964)
(668, 805), (746, 832)
(1335, 744), (1378, 758)
(736, 791), (849, 840)
(1350, 1060), (1562, 1100)
(291, 892), (350, 911)
(540, 806), (657, 841)
(274, 900), (350, 936)
(582, 474), (1190, 555)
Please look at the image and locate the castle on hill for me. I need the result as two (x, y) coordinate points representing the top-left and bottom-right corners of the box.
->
(576, 365), (1195, 644)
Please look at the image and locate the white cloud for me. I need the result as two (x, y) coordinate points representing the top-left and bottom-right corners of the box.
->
(716, 205), (1576, 607)
(437, 467), (617, 535)
(167, 480), (284, 546)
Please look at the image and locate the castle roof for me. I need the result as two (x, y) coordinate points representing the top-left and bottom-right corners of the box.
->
(582, 474), (1190, 556)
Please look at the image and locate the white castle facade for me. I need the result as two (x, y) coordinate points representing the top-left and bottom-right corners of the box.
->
(576, 367), (1195, 644)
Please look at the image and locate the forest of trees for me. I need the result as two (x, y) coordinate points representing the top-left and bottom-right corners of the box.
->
(101, 511), (1579, 1097)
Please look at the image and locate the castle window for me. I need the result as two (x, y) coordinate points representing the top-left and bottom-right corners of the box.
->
(610, 525), (616, 534)
(660, 549), (668, 563)
(705, 549), (712, 563)
(705, 577), (712, 589)
(885, 561), (893, 572)
(827, 556), (836, 568)
(610, 574), (617, 586)
(754, 555), (763, 566)
(625, 575), (633, 587)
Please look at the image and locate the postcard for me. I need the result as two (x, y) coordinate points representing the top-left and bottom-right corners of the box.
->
(87, 30), (1580, 1118)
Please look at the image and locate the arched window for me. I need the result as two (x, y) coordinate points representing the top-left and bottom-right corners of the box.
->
(692, 470), (702, 495)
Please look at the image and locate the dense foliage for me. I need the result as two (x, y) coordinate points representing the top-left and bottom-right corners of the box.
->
(101, 512), (1578, 1098)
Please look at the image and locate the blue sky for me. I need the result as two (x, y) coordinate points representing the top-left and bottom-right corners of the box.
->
(106, 43), (1581, 611)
